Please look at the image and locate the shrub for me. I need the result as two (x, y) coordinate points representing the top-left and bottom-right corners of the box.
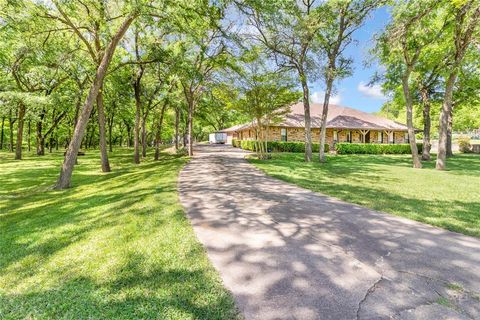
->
(239, 140), (255, 151)
(458, 136), (471, 153)
(335, 143), (423, 155)
(234, 140), (329, 153)
(232, 139), (241, 148)
(268, 141), (329, 153)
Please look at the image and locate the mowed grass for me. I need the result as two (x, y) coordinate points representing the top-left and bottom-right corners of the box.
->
(0, 149), (237, 320)
(249, 153), (480, 237)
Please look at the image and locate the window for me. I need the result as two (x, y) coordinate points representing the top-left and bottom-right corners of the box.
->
(333, 130), (338, 142)
(281, 128), (287, 141)
(346, 131), (352, 143)
(378, 131), (382, 143)
(405, 132), (409, 143)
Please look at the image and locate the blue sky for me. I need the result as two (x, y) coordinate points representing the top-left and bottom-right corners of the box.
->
(309, 6), (391, 113)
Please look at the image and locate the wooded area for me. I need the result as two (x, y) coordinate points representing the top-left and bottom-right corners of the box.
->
(1, 0), (479, 189)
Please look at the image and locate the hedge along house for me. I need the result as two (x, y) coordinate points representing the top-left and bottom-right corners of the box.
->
(221, 102), (411, 149)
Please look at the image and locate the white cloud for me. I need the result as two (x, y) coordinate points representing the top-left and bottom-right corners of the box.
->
(311, 91), (342, 105)
(357, 82), (386, 100)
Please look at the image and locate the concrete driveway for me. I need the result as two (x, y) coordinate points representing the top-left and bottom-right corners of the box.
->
(179, 145), (480, 320)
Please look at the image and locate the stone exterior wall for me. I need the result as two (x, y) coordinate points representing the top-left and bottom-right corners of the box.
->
(235, 127), (408, 147)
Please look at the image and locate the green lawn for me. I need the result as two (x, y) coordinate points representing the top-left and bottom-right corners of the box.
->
(0, 150), (237, 320)
(249, 153), (480, 238)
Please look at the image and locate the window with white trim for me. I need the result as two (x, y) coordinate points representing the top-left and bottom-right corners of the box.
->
(333, 130), (338, 142)
(281, 128), (287, 141)
(378, 131), (382, 143)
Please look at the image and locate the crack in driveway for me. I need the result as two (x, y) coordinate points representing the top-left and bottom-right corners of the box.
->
(356, 275), (386, 319)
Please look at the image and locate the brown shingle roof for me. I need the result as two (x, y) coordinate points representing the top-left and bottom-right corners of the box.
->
(221, 102), (409, 132)
(219, 123), (251, 132)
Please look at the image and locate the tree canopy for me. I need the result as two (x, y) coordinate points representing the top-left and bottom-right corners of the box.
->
(1, 0), (479, 188)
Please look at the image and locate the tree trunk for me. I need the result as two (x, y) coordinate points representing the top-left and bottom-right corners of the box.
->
(446, 108), (453, 157)
(300, 76), (312, 162)
(133, 77), (142, 164)
(175, 107), (179, 150)
(55, 14), (135, 189)
(15, 104), (26, 160)
(420, 89), (431, 161)
(96, 87), (111, 172)
(125, 123), (131, 148)
(154, 103), (167, 160)
(108, 119), (114, 152)
(36, 110), (46, 155)
(183, 132), (188, 147)
(27, 120), (31, 152)
(49, 136), (54, 153)
(436, 73), (456, 170)
(401, 72), (422, 168)
(108, 107), (115, 152)
(319, 75), (334, 163)
(255, 117), (267, 159)
(187, 100), (194, 156)
(88, 124), (95, 149)
(9, 111), (16, 153)
(1, 116), (5, 150)
(141, 113), (148, 158)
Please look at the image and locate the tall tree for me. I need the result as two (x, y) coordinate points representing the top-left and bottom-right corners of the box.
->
(233, 58), (300, 159)
(178, 29), (229, 156)
(51, 2), (137, 188)
(436, 1), (480, 170)
(376, 0), (446, 168)
(48, 0), (131, 172)
(316, 0), (383, 162)
(241, 0), (323, 162)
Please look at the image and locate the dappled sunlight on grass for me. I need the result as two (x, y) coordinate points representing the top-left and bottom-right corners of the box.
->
(0, 149), (237, 319)
(249, 153), (480, 237)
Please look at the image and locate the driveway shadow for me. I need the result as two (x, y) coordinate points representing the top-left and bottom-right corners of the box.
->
(179, 144), (480, 320)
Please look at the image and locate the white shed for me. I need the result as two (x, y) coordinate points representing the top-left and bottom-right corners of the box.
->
(209, 132), (227, 144)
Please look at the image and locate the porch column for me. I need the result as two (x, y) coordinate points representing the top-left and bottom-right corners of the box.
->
(359, 129), (370, 143)
(384, 130), (394, 144)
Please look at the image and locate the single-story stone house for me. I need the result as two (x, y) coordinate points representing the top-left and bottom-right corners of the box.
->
(220, 102), (411, 148)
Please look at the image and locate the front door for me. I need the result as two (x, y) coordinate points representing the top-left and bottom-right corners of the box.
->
(365, 131), (371, 143)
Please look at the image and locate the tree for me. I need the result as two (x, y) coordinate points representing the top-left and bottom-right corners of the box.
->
(0, 92), (48, 159)
(316, 0), (384, 162)
(240, 0), (323, 162)
(375, 0), (447, 168)
(415, 62), (443, 160)
(452, 48), (480, 133)
(436, 1), (480, 170)
(178, 32), (230, 156)
(196, 83), (247, 132)
(234, 60), (300, 159)
(48, 0), (132, 172)
(52, 2), (138, 188)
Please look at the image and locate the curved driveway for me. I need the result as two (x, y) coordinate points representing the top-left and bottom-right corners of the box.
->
(179, 145), (480, 320)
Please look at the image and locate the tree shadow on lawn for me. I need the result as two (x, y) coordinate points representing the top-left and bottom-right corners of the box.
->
(1, 153), (185, 265)
(260, 152), (480, 177)
(286, 176), (480, 237)
(0, 261), (237, 320)
(0, 152), (240, 320)
(250, 153), (480, 237)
